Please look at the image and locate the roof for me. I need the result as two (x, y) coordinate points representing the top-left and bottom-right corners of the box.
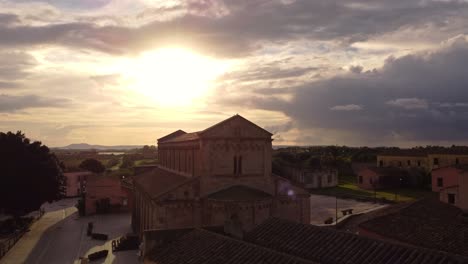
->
(199, 114), (273, 137)
(379, 147), (468, 157)
(207, 185), (272, 201)
(146, 228), (316, 264)
(244, 218), (468, 264)
(157, 129), (187, 142)
(160, 132), (200, 143)
(133, 167), (192, 199)
(359, 198), (468, 257)
(158, 115), (273, 144)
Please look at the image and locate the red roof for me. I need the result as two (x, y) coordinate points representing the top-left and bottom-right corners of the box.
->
(133, 166), (193, 199)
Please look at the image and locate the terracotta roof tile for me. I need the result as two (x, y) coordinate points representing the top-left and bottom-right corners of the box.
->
(146, 229), (317, 264)
(133, 166), (192, 199)
(244, 218), (468, 264)
(359, 198), (468, 257)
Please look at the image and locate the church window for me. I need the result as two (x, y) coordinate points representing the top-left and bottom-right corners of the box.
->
(233, 156), (237, 174)
(238, 156), (243, 174)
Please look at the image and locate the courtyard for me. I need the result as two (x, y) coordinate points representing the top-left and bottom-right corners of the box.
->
(309, 194), (386, 225)
(1, 199), (138, 264)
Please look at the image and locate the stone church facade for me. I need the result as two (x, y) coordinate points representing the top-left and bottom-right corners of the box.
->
(130, 115), (310, 236)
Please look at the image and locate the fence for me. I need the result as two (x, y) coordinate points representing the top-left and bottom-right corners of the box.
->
(0, 208), (45, 259)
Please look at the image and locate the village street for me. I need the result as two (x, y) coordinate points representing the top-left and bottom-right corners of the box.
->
(1, 199), (138, 264)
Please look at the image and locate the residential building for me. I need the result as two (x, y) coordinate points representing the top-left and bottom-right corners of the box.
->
(85, 176), (129, 215)
(129, 115), (311, 237)
(278, 166), (338, 189)
(63, 171), (93, 197)
(431, 165), (468, 211)
(143, 217), (468, 264)
(377, 149), (468, 171)
(356, 166), (408, 190)
(357, 198), (468, 257)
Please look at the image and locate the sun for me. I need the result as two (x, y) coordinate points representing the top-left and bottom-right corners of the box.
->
(120, 48), (232, 107)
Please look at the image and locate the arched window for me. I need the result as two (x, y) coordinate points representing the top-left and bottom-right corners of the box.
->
(238, 156), (243, 175)
(233, 156), (237, 174)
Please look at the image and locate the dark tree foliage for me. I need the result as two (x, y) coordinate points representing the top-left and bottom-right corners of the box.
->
(79, 158), (105, 173)
(0, 131), (65, 215)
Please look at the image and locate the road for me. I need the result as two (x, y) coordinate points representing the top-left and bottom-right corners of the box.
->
(1, 199), (138, 264)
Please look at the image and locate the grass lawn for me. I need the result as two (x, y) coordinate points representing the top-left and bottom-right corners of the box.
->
(134, 159), (158, 166)
(311, 174), (437, 202)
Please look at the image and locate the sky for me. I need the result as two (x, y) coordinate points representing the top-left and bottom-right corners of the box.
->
(1, 0), (468, 147)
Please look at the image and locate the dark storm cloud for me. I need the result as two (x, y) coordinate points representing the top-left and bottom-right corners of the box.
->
(1, 0), (468, 57)
(0, 94), (69, 112)
(268, 36), (468, 143)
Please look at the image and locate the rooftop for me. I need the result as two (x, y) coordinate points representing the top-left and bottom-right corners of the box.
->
(359, 198), (468, 257)
(207, 185), (272, 201)
(133, 166), (192, 200)
(146, 217), (468, 264)
(146, 228), (316, 264)
(245, 218), (468, 264)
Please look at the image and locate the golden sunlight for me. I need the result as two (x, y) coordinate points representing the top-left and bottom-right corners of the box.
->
(120, 48), (232, 106)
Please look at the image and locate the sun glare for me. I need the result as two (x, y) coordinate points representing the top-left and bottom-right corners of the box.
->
(120, 48), (231, 107)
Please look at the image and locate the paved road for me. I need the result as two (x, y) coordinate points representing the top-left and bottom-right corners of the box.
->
(1, 199), (138, 264)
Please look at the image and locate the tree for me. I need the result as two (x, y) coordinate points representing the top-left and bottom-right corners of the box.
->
(0, 131), (65, 215)
(79, 158), (105, 173)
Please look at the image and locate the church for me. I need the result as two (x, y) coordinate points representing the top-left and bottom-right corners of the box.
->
(130, 115), (310, 236)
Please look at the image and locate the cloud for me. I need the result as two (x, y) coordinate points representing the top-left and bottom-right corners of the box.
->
(386, 98), (428, 110)
(223, 35), (468, 145)
(0, 51), (37, 80)
(330, 104), (363, 111)
(0, 94), (69, 112)
(1, 0), (468, 57)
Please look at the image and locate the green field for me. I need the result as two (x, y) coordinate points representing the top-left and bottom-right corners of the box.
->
(311, 174), (436, 202)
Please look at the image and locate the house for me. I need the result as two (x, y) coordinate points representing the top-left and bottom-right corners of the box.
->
(128, 115), (311, 237)
(277, 166), (338, 189)
(143, 217), (468, 264)
(85, 176), (129, 215)
(377, 149), (468, 171)
(356, 166), (408, 190)
(431, 165), (468, 211)
(63, 171), (93, 197)
(357, 198), (468, 257)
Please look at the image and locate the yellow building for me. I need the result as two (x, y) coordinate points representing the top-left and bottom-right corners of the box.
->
(377, 150), (468, 171)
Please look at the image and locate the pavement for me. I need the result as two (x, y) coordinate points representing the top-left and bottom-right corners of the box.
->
(309, 194), (387, 225)
(1, 199), (139, 264)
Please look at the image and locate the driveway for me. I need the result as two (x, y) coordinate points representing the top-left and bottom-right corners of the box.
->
(1, 199), (138, 264)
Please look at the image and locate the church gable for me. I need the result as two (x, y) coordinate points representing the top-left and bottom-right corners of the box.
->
(199, 115), (272, 139)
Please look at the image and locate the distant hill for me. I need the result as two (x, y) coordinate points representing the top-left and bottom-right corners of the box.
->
(55, 143), (143, 150)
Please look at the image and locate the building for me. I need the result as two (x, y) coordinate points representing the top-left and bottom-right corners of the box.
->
(85, 176), (129, 215)
(357, 198), (468, 257)
(143, 217), (468, 264)
(130, 115), (310, 236)
(377, 149), (468, 171)
(356, 166), (409, 190)
(432, 166), (468, 211)
(63, 171), (93, 197)
(278, 166), (338, 189)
